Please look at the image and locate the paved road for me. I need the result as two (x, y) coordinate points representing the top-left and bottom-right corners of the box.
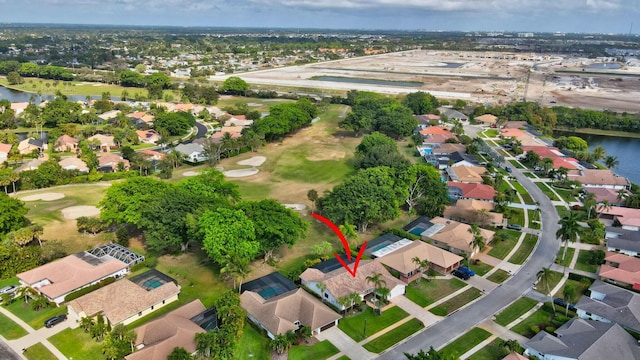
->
(194, 121), (208, 139)
(379, 155), (561, 358)
(0, 339), (21, 360)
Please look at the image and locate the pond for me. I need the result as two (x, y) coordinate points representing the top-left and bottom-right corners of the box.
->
(313, 76), (423, 87)
(0, 85), (119, 103)
(583, 63), (622, 70)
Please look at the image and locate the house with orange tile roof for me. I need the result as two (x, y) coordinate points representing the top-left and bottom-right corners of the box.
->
(10, 102), (29, 115)
(377, 240), (463, 281)
(475, 114), (498, 125)
(500, 128), (525, 138)
(420, 217), (495, 257)
(88, 134), (116, 152)
(443, 199), (504, 227)
(599, 252), (640, 290)
(54, 135), (79, 152)
(446, 165), (488, 183)
(98, 153), (130, 172)
(58, 157), (89, 173)
(599, 207), (640, 231)
(447, 182), (496, 202)
(567, 169), (629, 190)
(136, 129), (160, 144)
(0, 143), (12, 162)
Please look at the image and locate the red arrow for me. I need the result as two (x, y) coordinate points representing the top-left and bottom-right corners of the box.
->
(311, 213), (367, 278)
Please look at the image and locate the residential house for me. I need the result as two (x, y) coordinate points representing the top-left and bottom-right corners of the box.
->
(504, 121), (528, 129)
(0, 143), (12, 162)
(438, 107), (468, 121)
(446, 165), (488, 183)
(414, 114), (441, 126)
(418, 126), (457, 144)
(377, 240), (463, 281)
(17, 251), (129, 304)
(136, 129), (160, 144)
(598, 207), (640, 231)
(10, 102), (29, 115)
(443, 199), (504, 228)
(128, 111), (155, 127)
(241, 272), (298, 298)
(98, 153), (130, 172)
(475, 114), (498, 125)
(521, 146), (579, 170)
(448, 152), (481, 168)
(585, 187), (630, 206)
(567, 169), (629, 190)
(68, 270), (180, 326)
(419, 217), (495, 257)
(98, 110), (121, 123)
(300, 258), (405, 310)
(175, 143), (207, 163)
(211, 126), (243, 142)
(126, 300), (214, 360)
(173, 103), (193, 112)
(599, 252), (640, 290)
(18, 138), (45, 155)
(139, 149), (166, 161)
(447, 182), (496, 202)
(502, 353), (527, 360)
(15, 158), (44, 172)
(224, 115), (253, 127)
(500, 128), (525, 139)
(524, 318), (640, 360)
(606, 226), (640, 256)
(54, 135), (79, 152)
(88, 134), (116, 152)
(58, 157), (89, 173)
(575, 280), (640, 333)
(431, 143), (466, 156)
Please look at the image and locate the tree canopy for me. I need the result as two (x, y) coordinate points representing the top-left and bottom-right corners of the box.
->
(200, 208), (259, 263)
(154, 111), (196, 136)
(99, 177), (172, 227)
(0, 193), (29, 236)
(220, 76), (249, 95)
(339, 91), (417, 138)
(402, 91), (439, 115)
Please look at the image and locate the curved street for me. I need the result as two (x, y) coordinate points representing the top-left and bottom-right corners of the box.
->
(379, 143), (561, 359)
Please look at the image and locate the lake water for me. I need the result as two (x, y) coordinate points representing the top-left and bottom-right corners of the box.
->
(554, 130), (640, 185)
(313, 76), (423, 87)
(583, 63), (622, 70)
(0, 85), (117, 103)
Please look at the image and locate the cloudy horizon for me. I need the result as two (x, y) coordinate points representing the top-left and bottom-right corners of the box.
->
(0, 0), (638, 34)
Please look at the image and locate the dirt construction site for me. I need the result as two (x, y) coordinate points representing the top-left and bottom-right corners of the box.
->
(211, 50), (640, 112)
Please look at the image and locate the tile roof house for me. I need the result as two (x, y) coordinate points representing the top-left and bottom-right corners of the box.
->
(443, 199), (504, 228)
(474, 114), (498, 125)
(420, 217), (495, 257)
(241, 288), (341, 339)
(58, 157), (89, 172)
(0, 143), (12, 162)
(68, 277), (180, 326)
(500, 128), (525, 138)
(575, 280), (640, 333)
(606, 226), (640, 257)
(377, 240), (463, 280)
(446, 165), (488, 183)
(447, 182), (496, 202)
(599, 252), (640, 290)
(300, 259), (405, 310)
(418, 126), (457, 144)
(98, 153), (130, 172)
(17, 252), (129, 304)
(15, 158), (44, 172)
(98, 110), (121, 122)
(10, 102), (29, 114)
(136, 129), (160, 144)
(54, 135), (79, 152)
(128, 111), (155, 126)
(585, 187), (630, 206)
(139, 149), (166, 161)
(175, 143), (207, 163)
(18, 138), (46, 154)
(430, 143), (466, 156)
(524, 318), (640, 360)
(126, 300), (208, 360)
(88, 134), (116, 152)
(567, 169), (629, 190)
(415, 114), (441, 126)
(502, 353), (527, 360)
(438, 107), (468, 121)
(224, 115), (253, 127)
(599, 207), (640, 231)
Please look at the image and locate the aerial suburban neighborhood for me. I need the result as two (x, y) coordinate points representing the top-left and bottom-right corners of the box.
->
(1, 15), (640, 360)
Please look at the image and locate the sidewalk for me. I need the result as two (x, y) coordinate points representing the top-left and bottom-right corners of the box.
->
(0, 306), (68, 360)
(319, 327), (375, 360)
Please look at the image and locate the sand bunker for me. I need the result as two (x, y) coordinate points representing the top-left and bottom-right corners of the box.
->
(224, 168), (259, 178)
(182, 171), (201, 177)
(307, 150), (346, 161)
(237, 156), (267, 167)
(284, 204), (307, 210)
(21, 193), (65, 201)
(62, 206), (100, 219)
(247, 102), (263, 107)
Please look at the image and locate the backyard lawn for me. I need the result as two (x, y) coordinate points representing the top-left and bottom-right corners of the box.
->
(48, 327), (104, 360)
(575, 250), (599, 273)
(508, 208), (525, 227)
(488, 230), (521, 259)
(5, 300), (67, 330)
(0, 312), (28, 339)
(487, 269), (510, 284)
(535, 270), (563, 296)
(363, 318), (424, 353)
(466, 338), (507, 360)
(429, 288), (482, 316)
(234, 322), (271, 360)
(289, 340), (340, 360)
(508, 234), (538, 265)
(338, 306), (409, 341)
(438, 327), (492, 359)
(494, 297), (538, 326)
(553, 277), (594, 301)
(24, 343), (57, 360)
(405, 278), (466, 307)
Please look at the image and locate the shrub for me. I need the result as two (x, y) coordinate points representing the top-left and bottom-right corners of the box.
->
(545, 326), (556, 333)
(530, 325), (540, 335)
(64, 276), (117, 302)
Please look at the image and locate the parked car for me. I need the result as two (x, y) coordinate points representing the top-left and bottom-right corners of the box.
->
(458, 266), (475, 277)
(553, 298), (577, 312)
(506, 224), (522, 231)
(505, 166), (512, 173)
(0, 285), (17, 295)
(44, 314), (67, 328)
(452, 269), (470, 280)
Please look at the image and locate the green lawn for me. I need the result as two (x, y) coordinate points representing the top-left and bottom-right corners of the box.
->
(234, 323), (271, 360)
(511, 307), (558, 338)
(555, 247), (575, 267)
(528, 210), (541, 229)
(469, 261), (493, 277)
(483, 129), (500, 137)
(508, 159), (526, 169)
(336, 356), (351, 360)
(494, 297), (538, 326)
(271, 143), (354, 184)
(438, 327), (492, 359)
(487, 269), (511, 284)
(575, 250), (599, 273)
(289, 340), (340, 360)
(554, 187), (577, 203)
(0, 277), (18, 288)
(429, 288), (482, 316)
(488, 230), (521, 259)
(553, 277), (594, 300)
(0, 312), (28, 339)
(48, 327), (104, 360)
(523, 172), (538, 179)
(363, 318), (424, 353)
(535, 182), (561, 201)
(511, 182), (535, 204)
(556, 206), (571, 219)
(338, 306), (409, 341)
(508, 234), (538, 265)
(466, 338), (507, 360)
(405, 278), (467, 307)
(5, 300), (67, 330)
(508, 208), (525, 226)
(536, 270), (564, 296)
(24, 343), (57, 360)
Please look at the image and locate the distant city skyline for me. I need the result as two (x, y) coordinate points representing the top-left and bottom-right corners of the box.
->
(0, 0), (638, 34)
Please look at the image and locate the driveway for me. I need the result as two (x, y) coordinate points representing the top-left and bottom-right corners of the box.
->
(378, 142), (561, 359)
(317, 327), (376, 360)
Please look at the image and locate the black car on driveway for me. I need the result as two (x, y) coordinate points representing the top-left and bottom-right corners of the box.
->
(452, 269), (470, 280)
(44, 314), (67, 328)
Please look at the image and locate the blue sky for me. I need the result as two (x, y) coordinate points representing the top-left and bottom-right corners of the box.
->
(0, 0), (638, 33)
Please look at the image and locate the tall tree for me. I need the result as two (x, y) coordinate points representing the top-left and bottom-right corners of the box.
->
(366, 272), (387, 315)
(399, 164), (449, 215)
(604, 155), (619, 169)
(537, 267), (556, 315)
(0, 193), (28, 236)
(99, 177), (171, 227)
(402, 91), (439, 115)
(556, 212), (580, 262)
(469, 224), (486, 260)
(412, 256), (431, 284)
(200, 208), (259, 264)
(562, 283), (577, 317)
(591, 145), (606, 162)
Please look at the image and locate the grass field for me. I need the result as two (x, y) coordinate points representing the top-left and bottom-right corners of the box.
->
(488, 229), (521, 259)
(24, 343), (57, 360)
(508, 159), (525, 169)
(48, 327), (104, 360)
(553, 277), (594, 300)
(523, 172), (538, 179)
(234, 322), (271, 360)
(405, 278), (467, 307)
(363, 318), (424, 353)
(511, 307), (559, 338)
(494, 297), (538, 326)
(429, 287), (482, 316)
(466, 338), (506, 360)
(555, 247), (575, 267)
(0, 277), (18, 288)
(511, 182), (535, 204)
(438, 327), (491, 359)
(554, 187), (576, 203)
(5, 300), (67, 330)
(0, 312), (28, 339)
(528, 209), (541, 229)
(289, 340), (340, 360)
(487, 269), (510, 284)
(508, 207), (525, 227)
(338, 306), (409, 341)
(469, 261), (493, 277)
(575, 250), (599, 273)
(508, 234), (538, 265)
(535, 182), (561, 201)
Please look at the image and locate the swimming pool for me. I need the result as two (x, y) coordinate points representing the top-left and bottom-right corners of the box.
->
(143, 278), (164, 289)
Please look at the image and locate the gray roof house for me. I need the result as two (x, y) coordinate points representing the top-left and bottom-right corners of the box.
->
(174, 143), (207, 163)
(524, 318), (640, 360)
(606, 227), (640, 257)
(437, 107), (468, 121)
(575, 280), (640, 332)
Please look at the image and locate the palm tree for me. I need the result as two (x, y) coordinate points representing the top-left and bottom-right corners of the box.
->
(591, 145), (606, 162)
(366, 272), (387, 315)
(537, 267), (556, 315)
(556, 212), (580, 262)
(617, 188), (628, 205)
(80, 316), (95, 333)
(337, 295), (351, 314)
(412, 256), (431, 284)
(339, 221), (359, 249)
(220, 255), (250, 293)
(16, 286), (36, 304)
(562, 283), (577, 317)
(348, 292), (361, 314)
(271, 334), (289, 355)
(468, 224), (486, 260)
(604, 155), (619, 170)
(597, 199), (612, 219)
(316, 281), (327, 303)
(583, 192), (597, 219)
